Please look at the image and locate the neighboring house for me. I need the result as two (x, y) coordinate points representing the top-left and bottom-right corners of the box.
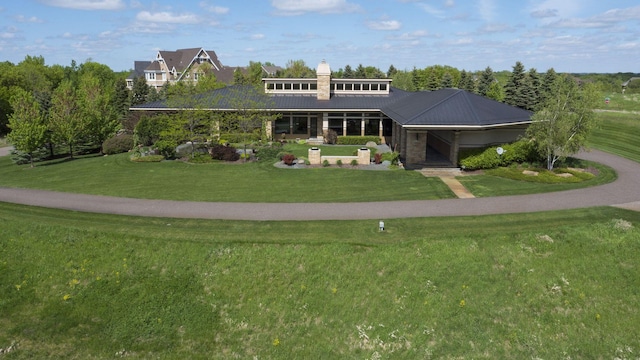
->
(130, 61), (532, 167)
(125, 48), (236, 90)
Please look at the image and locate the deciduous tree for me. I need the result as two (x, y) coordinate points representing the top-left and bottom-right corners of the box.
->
(526, 74), (599, 170)
(7, 89), (48, 167)
(48, 80), (84, 159)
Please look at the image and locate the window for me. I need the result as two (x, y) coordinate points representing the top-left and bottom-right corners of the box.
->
(336, 83), (344, 90)
(364, 120), (380, 136)
(292, 117), (308, 135)
(345, 84), (353, 91)
(371, 84), (379, 91)
(328, 119), (343, 136)
(275, 83), (283, 90)
(146, 72), (156, 80)
(354, 84), (361, 91)
(302, 83), (309, 90)
(267, 83), (275, 90)
(380, 84), (387, 91)
(293, 83), (300, 90)
(346, 119), (360, 136)
(363, 84), (370, 91)
(275, 118), (290, 135)
(310, 83), (317, 90)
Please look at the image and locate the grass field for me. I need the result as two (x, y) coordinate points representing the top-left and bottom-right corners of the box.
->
(1, 203), (639, 358)
(1, 98), (640, 358)
(590, 111), (640, 163)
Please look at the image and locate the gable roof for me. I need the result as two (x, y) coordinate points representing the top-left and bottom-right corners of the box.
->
(130, 86), (532, 129)
(382, 88), (532, 128)
(126, 60), (152, 80)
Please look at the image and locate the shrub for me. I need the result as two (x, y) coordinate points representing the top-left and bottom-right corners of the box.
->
(459, 139), (542, 170)
(374, 153), (383, 164)
(282, 153), (296, 165)
(255, 144), (283, 162)
(153, 139), (177, 159)
(322, 159), (330, 167)
(323, 129), (338, 145)
(381, 151), (400, 165)
(102, 134), (134, 155)
(336, 136), (380, 145)
(336, 159), (343, 167)
(210, 144), (240, 162)
(134, 115), (170, 146)
(130, 154), (164, 162)
(350, 159), (358, 166)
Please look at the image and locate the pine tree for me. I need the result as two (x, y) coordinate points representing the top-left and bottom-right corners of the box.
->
(540, 68), (558, 104)
(113, 78), (130, 118)
(354, 64), (366, 78)
(441, 73), (454, 89)
(504, 61), (528, 109)
(131, 76), (149, 106)
(477, 66), (495, 97)
(526, 68), (542, 111)
(459, 70), (476, 92)
(343, 65), (354, 79)
(386, 64), (397, 78)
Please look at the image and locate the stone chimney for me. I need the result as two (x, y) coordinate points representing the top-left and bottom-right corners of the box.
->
(316, 60), (331, 100)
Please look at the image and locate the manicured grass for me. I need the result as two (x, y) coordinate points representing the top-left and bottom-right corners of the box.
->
(0, 152), (455, 202)
(1, 202), (639, 358)
(590, 111), (640, 163)
(458, 160), (616, 197)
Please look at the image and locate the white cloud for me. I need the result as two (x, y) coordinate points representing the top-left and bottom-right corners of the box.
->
(367, 20), (401, 31)
(15, 15), (45, 23)
(417, 3), (444, 18)
(251, 33), (265, 40)
(271, 0), (361, 15)
(199, 2), (229, 14)
(477, 0), (496, 22)
(40, 0), (125, 10)
(136, 11), (201, 24)
(478, 23), (512, 33)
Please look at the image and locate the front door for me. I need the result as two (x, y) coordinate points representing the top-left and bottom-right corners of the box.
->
(310, 117), (318, 137)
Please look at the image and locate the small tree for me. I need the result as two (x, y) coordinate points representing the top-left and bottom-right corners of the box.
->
(223, 85), (280, 161)
(526, 74), (599, 170)
(7, 89), (48, 167)
(48, 80), (84, 159)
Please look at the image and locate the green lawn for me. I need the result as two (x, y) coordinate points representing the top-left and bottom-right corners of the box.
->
(589, 111), (640, 163)
(1, 202), (639, 358)
(599, 92), (640, 112)
(0, 152), (455, 202)
(459, 160), (616, 197)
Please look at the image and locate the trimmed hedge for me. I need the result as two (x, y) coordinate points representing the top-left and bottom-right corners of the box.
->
(102, 134), (134, 155)
(336, 136), (381, 145)
(210, 144), (240, 162)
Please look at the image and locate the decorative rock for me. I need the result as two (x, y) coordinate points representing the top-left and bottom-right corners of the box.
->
(556, 173), (573, 178)
(522, 170), (539, 176)
(365, 141), (378, 148)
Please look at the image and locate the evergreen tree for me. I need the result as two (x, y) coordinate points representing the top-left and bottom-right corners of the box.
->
(354, 64), (366, 78)
(233, 67), (246, 85)
(426, 70), (440, 91)
(441, 73), (454, 88)
(459, 70), (476, 92)
(386, 64), (397, 78)
(131, 76), (149, 106)
(526, 68), (542, 111)
(504, 61), (528, 109)
(113, 78), (130, 118)
(411, 67), (421, 90)
(343, 65), (354, 78)
(477, 66), (495, 97)
(540, 68), (558, 104)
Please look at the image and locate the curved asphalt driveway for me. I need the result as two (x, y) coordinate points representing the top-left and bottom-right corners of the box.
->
(0, 148), (639, 220)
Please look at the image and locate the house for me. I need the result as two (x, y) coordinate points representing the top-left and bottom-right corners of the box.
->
(130, 61), (532, 167)
(125, 48), (236, 90)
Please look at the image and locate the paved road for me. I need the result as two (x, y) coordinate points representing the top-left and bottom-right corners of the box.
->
(0, 149), (639, 220)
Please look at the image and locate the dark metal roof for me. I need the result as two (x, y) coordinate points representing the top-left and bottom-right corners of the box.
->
(382, 88), (533, 127)
(130, 86), (532, 128)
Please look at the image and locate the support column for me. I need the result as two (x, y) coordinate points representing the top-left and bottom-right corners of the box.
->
(405, 130), (428, 165)
(361, 120), (366, 137)
(379, 120), (384, 143)
(265, 120), (272, 140)
(322, 112), (329, 138)
(449, 131), (460, 166)
(400, 127), (408, 161)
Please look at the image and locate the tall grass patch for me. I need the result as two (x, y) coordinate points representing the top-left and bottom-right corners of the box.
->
(1, 203), (640, 358)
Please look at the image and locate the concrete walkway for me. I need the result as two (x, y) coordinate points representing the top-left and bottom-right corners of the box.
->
(0, 149), (639, 220)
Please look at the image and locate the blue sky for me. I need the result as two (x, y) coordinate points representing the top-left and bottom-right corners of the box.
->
(1, 0), (639, 73)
